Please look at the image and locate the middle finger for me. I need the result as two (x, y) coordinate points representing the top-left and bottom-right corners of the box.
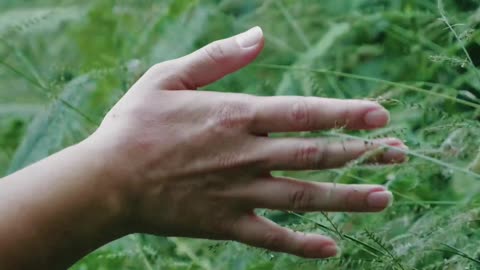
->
(254, 137), (407, 171)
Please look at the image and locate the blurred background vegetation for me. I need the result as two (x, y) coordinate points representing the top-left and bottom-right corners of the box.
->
(2, 0), (480, 269)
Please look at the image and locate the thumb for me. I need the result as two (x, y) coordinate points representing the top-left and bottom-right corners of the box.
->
(154, 26), (264, 90)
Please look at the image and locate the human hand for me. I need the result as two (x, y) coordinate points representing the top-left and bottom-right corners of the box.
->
(88, 27), (407, 258)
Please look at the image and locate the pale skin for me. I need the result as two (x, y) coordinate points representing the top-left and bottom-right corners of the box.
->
(0, 27), (407, 269)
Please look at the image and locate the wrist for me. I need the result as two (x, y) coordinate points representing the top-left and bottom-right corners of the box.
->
(0, 136), (135, 268)
(73, 137), (135, 236)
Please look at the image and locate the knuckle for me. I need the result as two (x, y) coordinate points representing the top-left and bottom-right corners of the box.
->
(148, 61), (173, 76)
(213, 100), (254, 129)
(197, 209), (237, 239)
(339, 104), (352, 128)
(262, 231), (285, 251)
(290, 98), (312, 129)
(217, 153), (240, 168)
(146, 61), (195, 89)
(344, 188), (362, 210)
(293, 143), (324, 168)
(289, 184), (315, 211)
(204, 41), (228, 65)
(217, 152), (260, 169)
(215, 217), (235, 238)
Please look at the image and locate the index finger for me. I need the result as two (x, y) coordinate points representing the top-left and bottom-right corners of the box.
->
(250, 96), (389, 133)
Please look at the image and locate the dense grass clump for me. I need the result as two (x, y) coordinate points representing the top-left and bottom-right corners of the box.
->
(2, 0), (480, 269)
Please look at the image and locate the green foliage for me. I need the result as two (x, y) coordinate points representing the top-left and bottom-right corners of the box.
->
(2, 0), (480, 269)
(7, 74), (96, 173)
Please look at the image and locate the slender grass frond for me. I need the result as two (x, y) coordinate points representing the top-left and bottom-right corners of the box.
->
(327, 131), (480, 180)
(0, 60), (97, 126)
(129, 235), (155, 270)
(364, 229), (406, 270)
(286, 211), (386, 258)
(254, 63), (480, 109)
(437, 0), (480, 82)
(436, 244), (480, 265)
(274, 0), (311, 49)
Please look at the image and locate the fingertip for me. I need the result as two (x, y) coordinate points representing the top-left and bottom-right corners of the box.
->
(381, 138), (406, 147)
(303, 237), (339, 258)
(364, 107), (390, 128)
(320, 244), (340, 258)
(238, 26), (265, 63)
(168, 26), (265, 89)
(383, 139), (409, 163)
(369, 185), (388, 192)
(236, 26), (264, 49)
(366, 190), (394, 210)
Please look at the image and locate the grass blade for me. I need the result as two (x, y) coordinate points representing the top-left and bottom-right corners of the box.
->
(255, 63), (480, 110)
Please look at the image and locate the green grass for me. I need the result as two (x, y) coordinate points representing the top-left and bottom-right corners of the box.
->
(2, 0), (480, 269)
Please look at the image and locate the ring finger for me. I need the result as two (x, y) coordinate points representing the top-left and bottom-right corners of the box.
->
(236, 177), (393, 212)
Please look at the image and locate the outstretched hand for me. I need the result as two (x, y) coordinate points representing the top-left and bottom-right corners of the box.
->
(89, 26), (407, 258)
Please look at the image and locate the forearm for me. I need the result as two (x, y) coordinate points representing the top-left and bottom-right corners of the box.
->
(0, 140), (128, 269)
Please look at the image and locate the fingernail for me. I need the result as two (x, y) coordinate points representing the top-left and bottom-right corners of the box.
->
(236, 26), (263, 48)
(320, 244), (339, 258)
(364, 108), (390, 127)
(367, 191), (393, 209)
